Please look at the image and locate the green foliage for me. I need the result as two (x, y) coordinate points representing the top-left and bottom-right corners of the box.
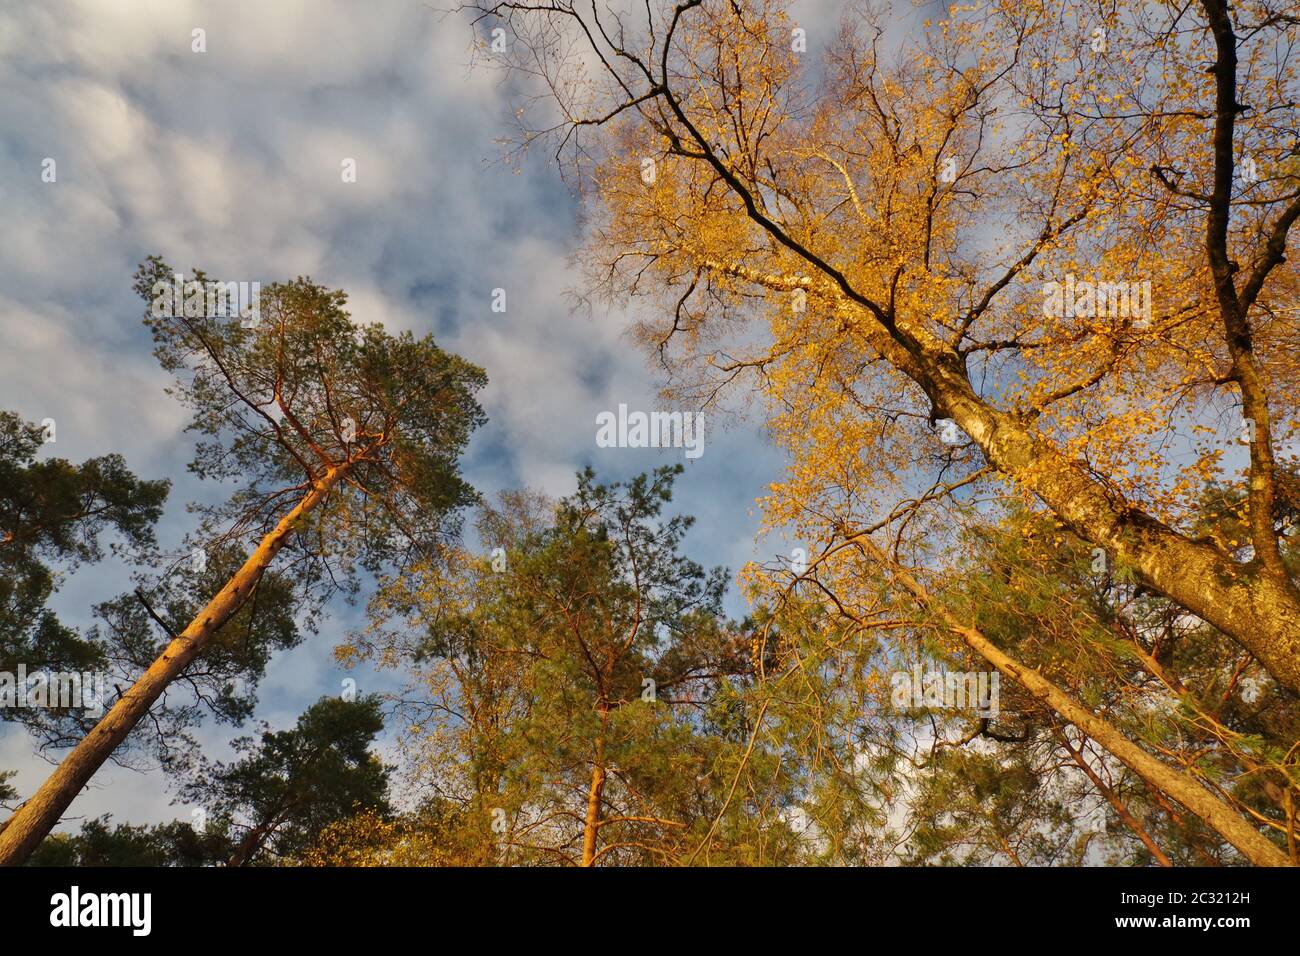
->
(175, 695), (391, 866)
(23, 699), (389, 868)
(901, 493), (1300, 865)
(26, 816), (231, 868)
(133, 256), (486, 585)
(356, 467), (809, 865)
(0, 409), (168, 741)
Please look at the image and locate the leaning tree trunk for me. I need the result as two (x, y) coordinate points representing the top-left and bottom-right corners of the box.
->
(0, 464), (348, 866)
(226, 813), (284, 868)
(855, 537), (1294, 867)
(916, 347), (1300, 696)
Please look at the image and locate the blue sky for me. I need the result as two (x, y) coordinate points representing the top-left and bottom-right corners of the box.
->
(2, 0), (1215, 853)
(0, 0), (847, 828)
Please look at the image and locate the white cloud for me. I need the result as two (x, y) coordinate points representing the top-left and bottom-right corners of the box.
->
(0, 0), (778, 830)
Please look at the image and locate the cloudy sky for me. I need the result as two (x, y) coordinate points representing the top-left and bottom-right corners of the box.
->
(0, 0), (887, 829)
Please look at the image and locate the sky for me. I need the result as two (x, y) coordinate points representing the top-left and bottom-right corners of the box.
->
(0, 0), (893, 830)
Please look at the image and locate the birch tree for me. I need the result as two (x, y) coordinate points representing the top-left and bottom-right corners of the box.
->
(464, 0), (1300, 693)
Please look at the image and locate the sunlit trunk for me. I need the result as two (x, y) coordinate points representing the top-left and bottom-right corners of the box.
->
(858, 538), (1294, 867)
(922, 353), (1300, 695)
(0, 464), (349, 866)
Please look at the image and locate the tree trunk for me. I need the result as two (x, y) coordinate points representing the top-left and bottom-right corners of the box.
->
(580, 709), (608, 867)
(692, 187), (1300, 692)
(0, 464), (348, 866)
(919, 349), (1300, 696)
(857, 538), (1294, 867)
(226, 813), (283, 868)
(711, 261), (1300, 691)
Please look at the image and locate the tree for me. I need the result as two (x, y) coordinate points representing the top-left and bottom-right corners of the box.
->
(23, 698), (389, 867)
(25, 817), (230, 868)
(79, 543), (304, 766)
(300, 799), (514, 866)
(0, 259), (485, 865)
(923, 496), (1300, 864)
(0, 410), (167, 564)
(733, 488), (1296, 866)
(856, 535), (1290, 864)
(464, 0), (1300, 694)
(176, 695), (391, 866)
(0, 409), (303, 770)
(348, 468), (808, 865)
(0, 410), (168, 742)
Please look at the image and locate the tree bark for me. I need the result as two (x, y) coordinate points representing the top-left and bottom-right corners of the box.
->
(580, 708), (608, 867)
(917, 349), (1300, 695)
(0, 464), (349, 866)
(226, 809), (287, 868)
(697, 244), (1300, 693)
